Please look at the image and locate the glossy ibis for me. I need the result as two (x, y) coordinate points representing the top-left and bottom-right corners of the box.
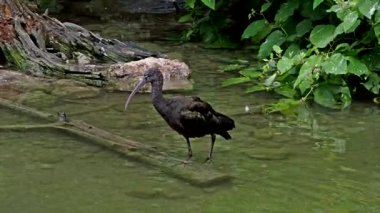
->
(124, 68), (235, 163)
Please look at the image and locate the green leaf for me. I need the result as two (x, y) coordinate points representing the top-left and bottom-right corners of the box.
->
(335, 43), (350, 51)
(342, 11), (359, 32)
(186, 0), (196, 8)
(200, 0), (215, 10)
(362, 48), (380, 69)
(274, 0), (300, 23)
(314, 84), (338, 108)
(239, 68), (261, 78)
(265, 98), (301, 114)
(273, 45), (282, 54)
(222, 77), (251, 87)
(277, 57), (294, 74)
(258, 30), (286, 59)
(284, 44), (301, 58)
(296, 19), (312, 37)
(327, 4), (350, 20)
(274, 85), (296, 98)
(346, 20), (361, 33)
(264, 73), (277, 86)
(375, 10), (380, 24)
(347, 56), (370, 76)
(292, 52), (307, 64)
(294, 55), (322, 94)
(310, 25), (336, 48)
(321, 53), (347, 75)
(313, 0), (324, 9)
(287, 34), (298, 42)
(242, 20), (268, 39)
(301, 1), (326, 21)
(339, 86), (352, 109)
(178, 14), (192, 23)
(314, 85), (352, 109)
(357, 0), (378, 19)
(219, 64), (247, 72)
(261, 2), (272, 13)
(374, 23), (380, 44)
(335, 17), (360, 36)
(326, 5), (340, 13)
(362, 73), (380, 94)
(334, 23), (345, 37)
(184, 29), (194, 40)
(245, 84), (267, 93)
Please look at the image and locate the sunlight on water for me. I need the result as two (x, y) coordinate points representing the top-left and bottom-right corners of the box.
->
(1, 44), (380, 212)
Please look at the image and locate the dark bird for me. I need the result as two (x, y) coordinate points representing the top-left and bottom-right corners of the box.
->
(124, 68), (235, 163)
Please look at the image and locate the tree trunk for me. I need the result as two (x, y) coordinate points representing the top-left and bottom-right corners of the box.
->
(0, 0), (162, 86)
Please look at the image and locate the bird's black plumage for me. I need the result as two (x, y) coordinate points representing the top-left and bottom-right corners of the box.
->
(125, 68), (235, 162)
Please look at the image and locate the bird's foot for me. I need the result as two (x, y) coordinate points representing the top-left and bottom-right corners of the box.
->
(171, 158), (192, 167)
(203, 156), (213, 164)
(181, 159), (193, 165)
(182, 155), (194, 165)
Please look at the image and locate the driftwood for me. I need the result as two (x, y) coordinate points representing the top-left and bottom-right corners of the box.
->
(0, 0), (163, 86)
(0, 97), (232, 186)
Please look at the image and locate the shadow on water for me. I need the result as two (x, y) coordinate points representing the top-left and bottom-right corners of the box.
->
(1, 30), (380, 213)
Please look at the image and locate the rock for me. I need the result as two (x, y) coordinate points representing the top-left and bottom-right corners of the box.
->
(108, 57), (192, 91)
(1, 56), (191, 98)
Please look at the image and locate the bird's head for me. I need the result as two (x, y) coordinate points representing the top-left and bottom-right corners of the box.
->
(124, 68), (163, 111)
(142, 68), (163, 84)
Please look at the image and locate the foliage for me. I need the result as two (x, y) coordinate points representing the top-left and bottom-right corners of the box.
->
(179, 0), (240, 48)
(181, 0), (380, 111)
(36, 0), (63, 13)
(207, 0), (380, 111)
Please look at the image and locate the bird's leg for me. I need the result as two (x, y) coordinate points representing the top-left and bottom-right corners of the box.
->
(182, 137), (193, 164)
(204, 134), (216, 163)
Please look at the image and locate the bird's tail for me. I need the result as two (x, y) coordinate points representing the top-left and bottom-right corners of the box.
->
(214, 112), (235, 140)
(219, 131), (232, 140)
(216, 112), (235, 130)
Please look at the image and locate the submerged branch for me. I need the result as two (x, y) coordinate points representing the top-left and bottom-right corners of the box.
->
(0, 97), (232, 186)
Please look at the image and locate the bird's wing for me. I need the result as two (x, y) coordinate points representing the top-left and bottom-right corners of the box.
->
(179, 97), (213, 127)
(188, 96), (214, 113)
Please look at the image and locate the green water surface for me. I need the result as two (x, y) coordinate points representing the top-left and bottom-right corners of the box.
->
(1, 44), (379, 212)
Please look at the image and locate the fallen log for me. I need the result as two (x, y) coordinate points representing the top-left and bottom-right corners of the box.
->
(0, 97), (232, 186)
(0, 0), (165, 87)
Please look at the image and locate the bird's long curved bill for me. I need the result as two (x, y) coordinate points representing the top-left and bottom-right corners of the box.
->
(124, 79), (146, 111)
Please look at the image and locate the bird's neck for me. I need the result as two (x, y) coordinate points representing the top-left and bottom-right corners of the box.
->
(151, 80), (164, 103)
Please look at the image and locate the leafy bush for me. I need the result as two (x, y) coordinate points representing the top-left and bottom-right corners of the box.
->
(179, 0), (242, 48)
(182, 0), (380, 111)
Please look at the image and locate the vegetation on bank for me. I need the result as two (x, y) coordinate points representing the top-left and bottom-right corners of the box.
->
(180, 0), (380, 111)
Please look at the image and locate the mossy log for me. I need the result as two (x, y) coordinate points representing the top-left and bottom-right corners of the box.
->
(0, 0), (162, 86)
(0, 97), (232, 187)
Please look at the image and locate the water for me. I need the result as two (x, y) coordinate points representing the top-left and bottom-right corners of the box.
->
(1, 32), (380, 213)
